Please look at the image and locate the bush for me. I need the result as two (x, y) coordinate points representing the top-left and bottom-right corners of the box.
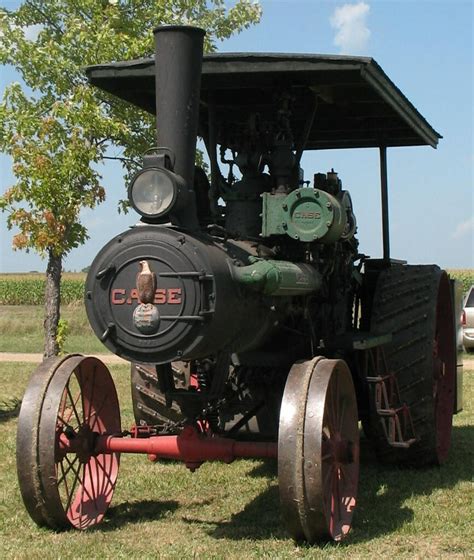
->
(448, 269), (474, 296)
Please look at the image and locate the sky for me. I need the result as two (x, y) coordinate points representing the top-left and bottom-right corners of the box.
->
(0, 0), (473, 272)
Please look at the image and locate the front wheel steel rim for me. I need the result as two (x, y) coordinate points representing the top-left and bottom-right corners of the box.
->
(278, 357), (359, 543)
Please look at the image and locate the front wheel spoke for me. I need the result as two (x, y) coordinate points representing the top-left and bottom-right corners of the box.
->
(79, 464), (85, 526)
(87, 461), (98, 510)
(59, 392), (68, 421)
(64, 454), (81, 479)
(64, 388), (82, 426)
(90, 394), (108, 432)
(77, 463), (95, 505)
(332, 469), (342, 524)
(65, 460), (82, 514)
(58, 461), (70, 499)
(95, 456), (115, 490)
(80, 478), (95, 506)
(66, 384), (82, 426)
(339, 464), (357, 488)
(57, 455), (79, 487)
(86, 365), (97, 423)
(323, 461), (334, 489)
(94, 455), (104, 497)
(321, 439), (333, 462)
(57, 415), (76, 432)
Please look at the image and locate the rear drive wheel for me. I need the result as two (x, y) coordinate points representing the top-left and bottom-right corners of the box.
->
(368, 265), (455, 465)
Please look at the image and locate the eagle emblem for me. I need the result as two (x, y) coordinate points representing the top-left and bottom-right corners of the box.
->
(136, 260), (157, 304)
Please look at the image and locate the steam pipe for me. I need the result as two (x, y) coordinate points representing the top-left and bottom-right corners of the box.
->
(153, 25), (205, 230)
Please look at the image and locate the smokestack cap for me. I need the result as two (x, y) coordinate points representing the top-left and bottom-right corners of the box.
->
(153, 24), (205, 36)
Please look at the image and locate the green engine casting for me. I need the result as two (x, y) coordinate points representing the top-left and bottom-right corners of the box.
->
(262, 188), (347, 242)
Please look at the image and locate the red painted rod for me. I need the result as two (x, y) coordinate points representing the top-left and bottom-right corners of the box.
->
(101, 436), (277, 460)
(94, 432), (277, 464)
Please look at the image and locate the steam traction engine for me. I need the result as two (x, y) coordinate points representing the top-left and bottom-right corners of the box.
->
(17, 26), (463, 542)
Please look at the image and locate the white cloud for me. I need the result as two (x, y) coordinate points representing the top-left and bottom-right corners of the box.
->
(451, 216), (474, 240)
(330, 2), (371, 54)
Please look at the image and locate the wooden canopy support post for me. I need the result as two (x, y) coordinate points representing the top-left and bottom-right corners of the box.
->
(379, 146), (390, 263)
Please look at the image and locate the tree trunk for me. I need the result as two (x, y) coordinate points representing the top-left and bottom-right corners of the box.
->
(43, 249), (62, 357)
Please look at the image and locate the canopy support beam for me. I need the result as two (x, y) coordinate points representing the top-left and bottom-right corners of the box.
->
(379, 146), (390, 263)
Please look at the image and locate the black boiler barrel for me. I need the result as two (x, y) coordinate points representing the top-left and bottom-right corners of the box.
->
(85, 226), (275, 364)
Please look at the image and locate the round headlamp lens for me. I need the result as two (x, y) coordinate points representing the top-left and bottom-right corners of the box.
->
(131, 169), (175, 217)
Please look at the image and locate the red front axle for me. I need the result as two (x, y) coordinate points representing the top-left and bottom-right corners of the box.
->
(60, 425), (277, 471)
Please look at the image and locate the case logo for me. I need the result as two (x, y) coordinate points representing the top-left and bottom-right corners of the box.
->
(293, 211), (321, 220)
(111, 288), (182, 305)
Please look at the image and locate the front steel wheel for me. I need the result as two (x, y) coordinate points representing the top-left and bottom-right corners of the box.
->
(278, 357), (359, 542)
(17, 355), (121, 530)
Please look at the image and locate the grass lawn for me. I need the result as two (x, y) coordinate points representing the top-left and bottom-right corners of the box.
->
(0, 360), (472, 559)
(0, 305), (106, 354)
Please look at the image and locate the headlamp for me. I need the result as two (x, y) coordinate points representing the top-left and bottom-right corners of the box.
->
(128, 166), (186, 220)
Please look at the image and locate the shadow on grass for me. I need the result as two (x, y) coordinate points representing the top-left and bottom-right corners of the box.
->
(93, 424), (472, 542)
(99, 499), (179, 531)
(198, 424), (473, 544)
(246, 458), (277, 479)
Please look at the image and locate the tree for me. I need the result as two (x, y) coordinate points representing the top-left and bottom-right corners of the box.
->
(0, 0), (261, 357)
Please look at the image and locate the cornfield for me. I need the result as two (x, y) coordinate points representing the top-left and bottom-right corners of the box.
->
(0, 274), (85, 305)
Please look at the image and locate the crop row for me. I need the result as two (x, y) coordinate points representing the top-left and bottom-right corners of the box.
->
(0, 269), (472, 306)
(0, 279), (85, 305)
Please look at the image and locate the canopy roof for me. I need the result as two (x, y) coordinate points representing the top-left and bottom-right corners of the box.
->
(86, 53), (441, 150)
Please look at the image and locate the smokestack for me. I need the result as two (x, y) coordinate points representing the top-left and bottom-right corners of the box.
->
(153, 25), (205, 230)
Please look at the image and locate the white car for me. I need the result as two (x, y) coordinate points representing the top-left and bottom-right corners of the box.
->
(462, 285), (474, 352)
